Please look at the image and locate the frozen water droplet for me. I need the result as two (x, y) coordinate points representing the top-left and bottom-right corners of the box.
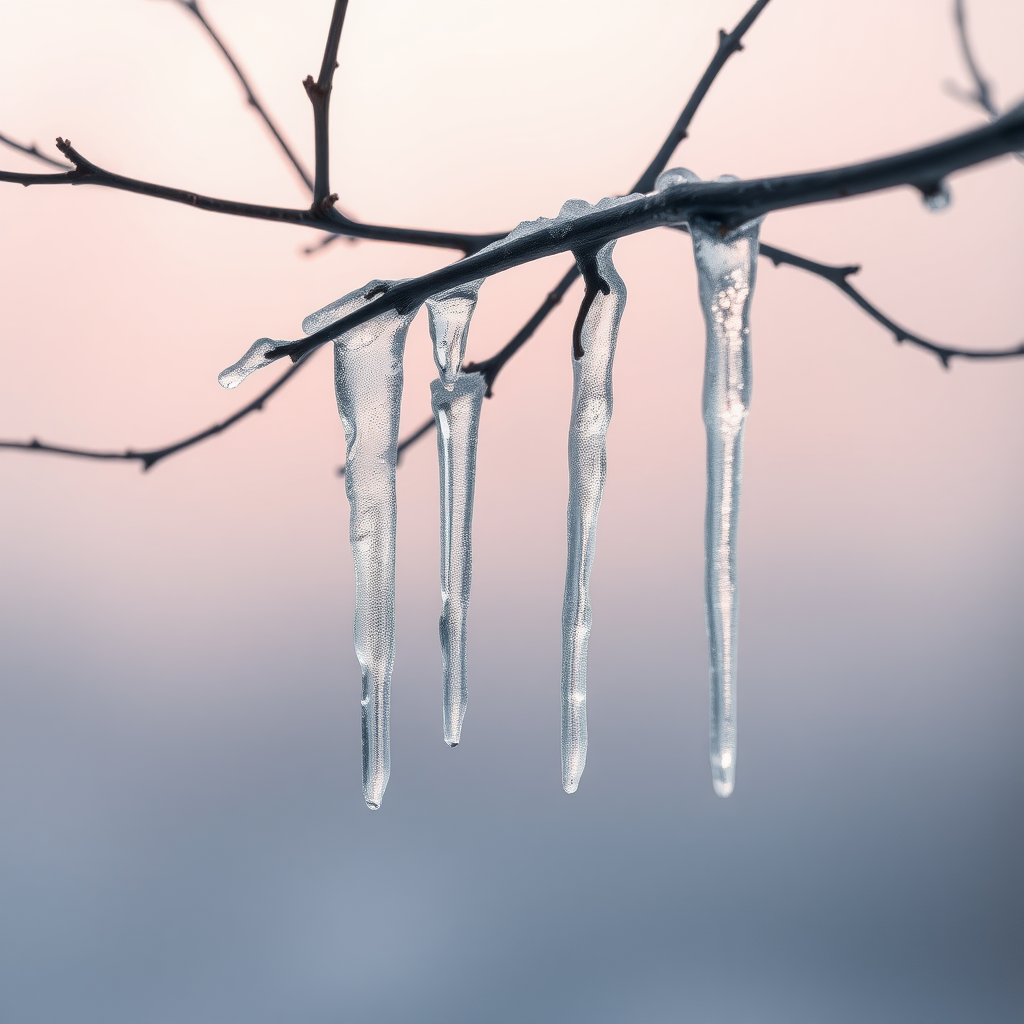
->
(922, 181), (952, 211)
(655, 166), (701, 191)
(218, 338), (283, 389)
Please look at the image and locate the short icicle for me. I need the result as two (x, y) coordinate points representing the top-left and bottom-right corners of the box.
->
(561, 208), (627, 795)
(659, 168), (763, 798)
(303, 281), (417, 810)
(425, 283), (485, 746)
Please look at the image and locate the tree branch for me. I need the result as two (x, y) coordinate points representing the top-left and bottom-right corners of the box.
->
(950, 0), (997, 117)
(633, 0), (771, 194)
(0, 354), (315, 471)
(0, 138), (503, 253)
(758, 242), (1024, 367)
(0, 130), (70, 168)
(303, 0), (348, 211)
(256, 106), (1024, 369)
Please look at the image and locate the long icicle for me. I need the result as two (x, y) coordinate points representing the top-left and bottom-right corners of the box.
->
(430, 373), (486, 745)
(561, 224), (627, 794)
(303, 281), (417, 810)
(660, 167), (763, 798)
(426, 282), (485, 746)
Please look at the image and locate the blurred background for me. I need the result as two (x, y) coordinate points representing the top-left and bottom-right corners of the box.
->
(1, 2), (1022, 1021)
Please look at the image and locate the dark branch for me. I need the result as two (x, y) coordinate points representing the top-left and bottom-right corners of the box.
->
(170, 0), (315, 193)
(633, 0), (772, 193)
(0, 138), (502, 253)
(303, 232), (350, 255)
(260, 107), (1024, 368)
(759, 242), (1024, 367)
(0, 354), (315, 471)
(951, 0), (997, 117)
(303, 0), (349, 210)
(0, 130), (70, 168)
(571, 252), (610, 360)
(463, 266), (579, 395)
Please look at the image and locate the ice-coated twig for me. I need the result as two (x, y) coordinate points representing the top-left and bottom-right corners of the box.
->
(431, 373), (486, 746)
(661, 167), (763, 798)
(560, 200), (629, 794)
(299, 280), (416, 809)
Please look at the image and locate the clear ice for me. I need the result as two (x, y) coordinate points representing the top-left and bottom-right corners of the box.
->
(426, 283), (485, 746)
(430, 372), (486, 746)
(218, 337), (285, 390)
(303, 280), (416, 810)
(426, 282), (483, 387)
(658, 167), (763, 799)
(560, 198), (629, 795)
(922, 180), (952, 211)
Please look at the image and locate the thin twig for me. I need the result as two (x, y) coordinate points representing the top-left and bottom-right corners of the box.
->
(303, 232), (350, 255)
(758, 242), (1024, 367)
(633, 0), (771, 193)
(0, 354), (315, 471)
(0, 130), (70, 168)
(950, 0), (997, 117)
(0, 138), (502, 253)
(304, 0), (348, 211)
(170, 0), (315, 192)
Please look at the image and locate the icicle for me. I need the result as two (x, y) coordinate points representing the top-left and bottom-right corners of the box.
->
(658, 167), (763, 799)
(422, 195), (643, 755)
(430, 372), (486, 745)
(302, 280), (416, 810)
(425, 280), (486, 747)
(560, 200), (628, 795)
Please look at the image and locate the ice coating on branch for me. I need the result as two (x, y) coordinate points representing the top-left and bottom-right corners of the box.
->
(302, 279), (415, 810)
(430, 372), (487, 745)
(561, 230), (627, 795)
(922, 180), (952, 211)
(659, 168), (763, 799)
(218, 337), (285, 389)
(426, 283), (483, 386)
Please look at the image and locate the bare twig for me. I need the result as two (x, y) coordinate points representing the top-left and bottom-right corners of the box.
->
(0, 130), (70, 168)
(633, 0), (771, 193)
(303, 232), (350, 256)
(0, 354), (315, 471)
(758, 242), (1024, 367)
(303, 0), (348, 211)
(0, 138), (502, 253)
(950, 0), (997, 117)
(169, 0), (315, 193)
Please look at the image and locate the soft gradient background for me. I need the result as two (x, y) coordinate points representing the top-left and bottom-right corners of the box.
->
(1, 2), (1022, 1022)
